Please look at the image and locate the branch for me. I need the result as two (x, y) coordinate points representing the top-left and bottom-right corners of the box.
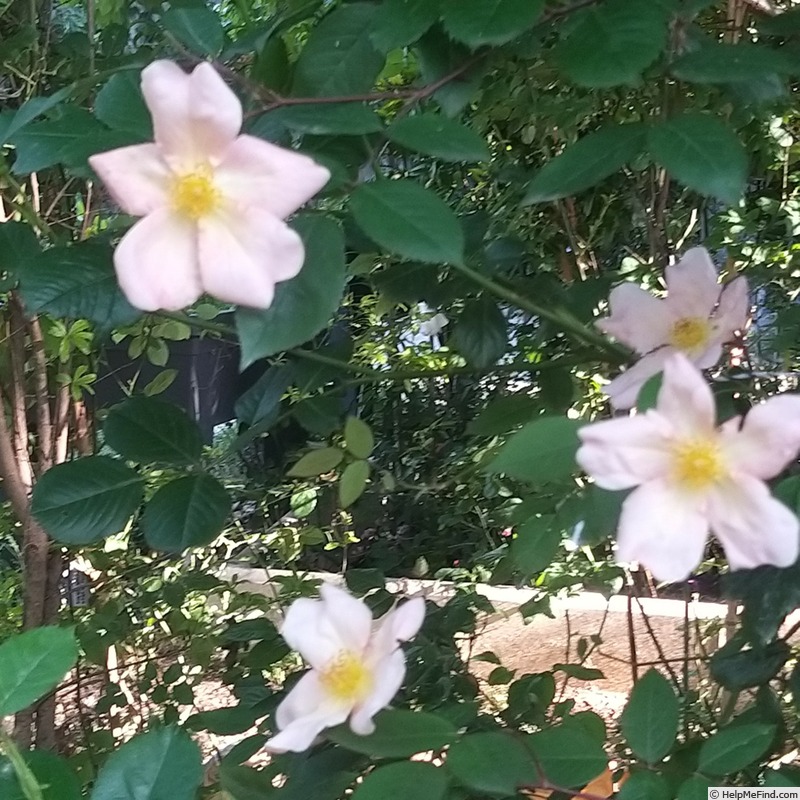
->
(27, 315), (53, 473)
(0, 386), (32, 518)
(7, 304), (33, 491)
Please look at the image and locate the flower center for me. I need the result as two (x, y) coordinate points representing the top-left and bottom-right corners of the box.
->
(320, 652), (372, 703)
(669, 317), (710, 353)
(672, 438), (725, 491)
(171, 169), (219, 219)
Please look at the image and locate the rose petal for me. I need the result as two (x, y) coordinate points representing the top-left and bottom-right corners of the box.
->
(616, 480), (710, 582)
(89, 144), (171, 216)
(722, 394), (800, 480)
(280, 585), (373, 669)
(113, 209), (201, 311)
(597, 283), (672, 354)
(604, 347), (673, 410)
(693, 341), (724, 370)
(215, 135), (330, 219)
(712, 275), (749, 338)
(708, 476), (799, 571)
(197, 206), (304, 308)
(141, 60), (241, 165)
(266, 671), (350, 753)
(349, 650), (406, 736)
(369, 597), (425, 659)
(664, 247), (721, 319)
(656, 354), (716, 435)
(577, 412), (672, 490)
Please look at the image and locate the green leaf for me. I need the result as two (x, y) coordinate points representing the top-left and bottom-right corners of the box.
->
(450, 297), (508, 368)
(528, 722), (607, 788)
(288, 447), (344, 477)
(262, 103), (383, 135)
(235, 215), (346, 368)
(162, 6), (225, 56)
(328, 710), (457, 757)
(3, 87), (71, 142)
(16, 241), (139, 329)
(94, 70), (152, 140)
(555, 0), (668, 87)
(676, 775), (713, 800)
(143, 474), (231, 553)
(467, 394), (539, 436)
(672, 43), (793, 84)
(618, 771), (670, 800)
(710, 640), (790, 691)
(91, 727), (202, 800)
(103, 396), (203, 465)
(388, 113), (489, 162)
(351, 181), (464, 265)
(292, 4), (384, 97)
(486, 416), (581, 483)
(186, 705), (262, 736)
(512, 515), (560, 575)
(0, 627), (78, 716)
(0, 220), (40, 277)
(761, 7), (800, 34)
(0, 750), (82, 800)
(647, 114), (748, 205)
(143, 370), (178, 397)
(441, 0), (544, 47)
(219, 763), (275, 800)
(698, 723), (775, 776)
(235, 365), (294, 428)
(523, 124), (646, 203)
(620, 669), (680, 763)
(344, 417), (374, 459)
(446, 732), (537, 796)
(338, 460), (370, 508)
(370, 0), (439, 51)
(31, 456), (144, 545)
(352, 762), (448, 800)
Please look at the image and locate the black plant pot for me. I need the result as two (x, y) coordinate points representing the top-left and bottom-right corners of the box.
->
(94, 334), (241, 444)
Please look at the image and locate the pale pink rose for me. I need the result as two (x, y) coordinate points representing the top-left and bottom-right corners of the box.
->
(89, 60), (330, 311)
(598, 247), (749, 409)
(263, 584), (425, 753)
(577, 354), (800, 582)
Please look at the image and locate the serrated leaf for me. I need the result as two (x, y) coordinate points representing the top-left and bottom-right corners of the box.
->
(620, 669), (680, 763)
(441, 0), (544, 47)
(467, 394), (540, 437)
(370, 0), (439, 51)
(352, 762), (448, 800)
(94, 70), (151, 140)
(293, 4), (384, 97)
(555, 0), (668, 87)
(143, 474), (231, 552)
(528, 722), (607, 788)
(344, 416), (374, 459)
(339, 460), (370, 508)
(91, 727), (203, 800)
(31, 456), (144, 545)
(104, 396), (203, 464)
(351, 181), (465, 265)
(0, 627), (78, 716)
(235, 215), (346, 368)
(672, 43), (794, 84)
(647, 113), (748, 205)
(698, 723), (775, 776)
(512, 515), (560, 575)
(486, 416), (581, 483)
(523, 124), (646, 203)
(388, 113), (489, 162)
(450, 296), (508, 368)
(162, 6), (225, 56)
(16, 241), (139, 329)
(235, 365), (294, 428)
(445, 733), (539, 795)
(329, 710), (456, 757)
(288, 447), (344, 477)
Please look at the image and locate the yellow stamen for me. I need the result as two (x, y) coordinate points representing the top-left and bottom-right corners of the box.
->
(320, 652), (372, 702)
(669, 317), (710, 353)
(171, 169), (219, 219)
(672, 438), (725, 491)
